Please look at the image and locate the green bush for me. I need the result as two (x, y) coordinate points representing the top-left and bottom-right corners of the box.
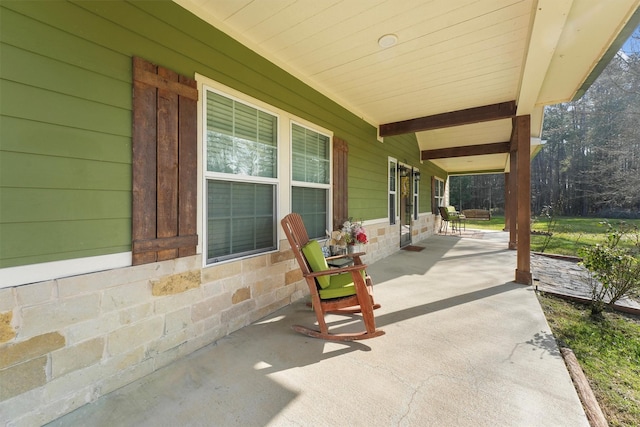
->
(579, 221), (640, 316)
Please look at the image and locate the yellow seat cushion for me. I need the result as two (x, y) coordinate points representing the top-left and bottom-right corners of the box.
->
(318, 270), (365, 299)
(446, 206), (459, 219)
(302, 240), (366, 299)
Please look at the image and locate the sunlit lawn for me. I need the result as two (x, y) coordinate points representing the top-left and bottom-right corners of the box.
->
(538, 294), (640, 427)
(465, 215), (640, 256)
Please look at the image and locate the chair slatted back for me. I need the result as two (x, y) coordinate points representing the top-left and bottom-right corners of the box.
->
(281, 213), (313, 276)
(438, 206), (450, 220)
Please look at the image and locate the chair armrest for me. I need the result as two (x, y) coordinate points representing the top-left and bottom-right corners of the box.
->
(326, 252), (366, 260)
(306, 263), (368, 278)
(345, 252), (366, 258)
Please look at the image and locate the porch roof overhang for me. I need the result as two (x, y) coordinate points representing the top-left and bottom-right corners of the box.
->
(176, 0), (640, 175)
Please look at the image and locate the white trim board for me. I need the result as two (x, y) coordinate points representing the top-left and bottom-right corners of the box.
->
(0, 252), (132, 288)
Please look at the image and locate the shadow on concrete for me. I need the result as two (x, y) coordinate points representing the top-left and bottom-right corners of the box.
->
(375, 281), (521, 328)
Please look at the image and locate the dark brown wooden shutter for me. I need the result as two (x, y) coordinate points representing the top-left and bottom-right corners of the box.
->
(332, 137), (348, 228)
(132, 57), (198, 265)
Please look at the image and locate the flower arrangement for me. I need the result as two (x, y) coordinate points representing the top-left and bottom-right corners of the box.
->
(327, 219), (368, 251)
(341, 219), (368, 244)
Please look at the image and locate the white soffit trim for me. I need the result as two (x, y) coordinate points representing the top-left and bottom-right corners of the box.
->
(0, 252), (132, 288)
(517, 0), (573, 116)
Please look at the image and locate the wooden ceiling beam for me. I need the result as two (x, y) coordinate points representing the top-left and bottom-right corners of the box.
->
(421, 142), (510, 160)
(380, 101), (516, 137)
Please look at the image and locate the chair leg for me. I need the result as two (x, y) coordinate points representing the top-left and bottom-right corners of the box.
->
(293, 275), (384, 341)
(309, 289), (329, 335)
(352, 273), (380, 336)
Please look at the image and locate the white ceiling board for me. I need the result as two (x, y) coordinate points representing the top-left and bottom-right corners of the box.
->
(430, 153), (509, 174)
(175, 0), (640, 173)
(176, 0), (536, 126)
(416, 120), (513, 150)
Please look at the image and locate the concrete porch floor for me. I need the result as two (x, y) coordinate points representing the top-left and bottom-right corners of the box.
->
(48, 233), (588, 426)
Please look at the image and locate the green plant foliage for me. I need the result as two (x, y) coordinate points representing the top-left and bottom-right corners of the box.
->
(538, 294), (640, 426)
(579, 221), (640, 316)
(530, 205), (558, 252)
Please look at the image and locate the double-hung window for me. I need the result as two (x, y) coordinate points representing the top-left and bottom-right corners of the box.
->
(205, 89), (278, 263)
(413, 169), (419, 220)
(291, 123), (330, 239)
(434, 178), (445, 212)
(388, 158), (397, 224)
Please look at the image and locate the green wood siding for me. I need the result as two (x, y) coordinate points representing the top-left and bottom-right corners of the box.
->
(0, 0), (441, 269)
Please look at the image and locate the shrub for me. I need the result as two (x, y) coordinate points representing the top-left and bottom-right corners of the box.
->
(579, 221), (640, 316)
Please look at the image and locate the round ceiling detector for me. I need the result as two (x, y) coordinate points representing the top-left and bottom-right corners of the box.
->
(378, 34), (398, 48)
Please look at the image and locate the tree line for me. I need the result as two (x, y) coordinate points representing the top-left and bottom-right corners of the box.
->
(451, 36), (640, 219)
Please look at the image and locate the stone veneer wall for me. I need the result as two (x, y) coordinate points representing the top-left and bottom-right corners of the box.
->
(414, 214), (438, 242)
(0, 245), (306, 426)
(0, 214), (436, 426)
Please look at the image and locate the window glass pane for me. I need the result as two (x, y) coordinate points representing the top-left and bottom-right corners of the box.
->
(207, 180), (275, 262)
(389, 159), (397, 224)
(258, 111), (276, 145)
(414, 180), (419, 219)
(389, 193), (396, 224)
(292, 187), (327, 239)
(292, 154), (306, 183)
(389, 162), (396, 191)
(292, 124), (329, 184)
(207, 94), (233, 135)
(206, 91), (277, 178)
(234, 102), (258, 142)
(435, 179), (445, 210)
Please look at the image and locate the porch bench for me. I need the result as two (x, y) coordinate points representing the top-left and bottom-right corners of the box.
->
(462, 209), (491, 221)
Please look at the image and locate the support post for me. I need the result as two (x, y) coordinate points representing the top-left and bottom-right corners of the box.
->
(503, 173), (510, 231)
(508, 127), (518, 250)
(515, 115), (532, 285)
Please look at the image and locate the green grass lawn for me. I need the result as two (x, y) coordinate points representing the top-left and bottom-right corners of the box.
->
(538, 294), (640, 426)
(465, 215), (640, 256)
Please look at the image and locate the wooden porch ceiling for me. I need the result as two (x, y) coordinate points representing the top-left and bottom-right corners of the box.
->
(176, 0), (640, 174)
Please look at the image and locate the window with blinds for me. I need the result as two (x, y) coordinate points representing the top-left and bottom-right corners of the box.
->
(413, 170), (420, 220)
(389, 158), (397, 225)
(204, 89), (278, 263)
(206, 91), (277, 178)
(435, 178), (445, 212)
(207, 181), (276, 262)
(291, 123), (330, 238)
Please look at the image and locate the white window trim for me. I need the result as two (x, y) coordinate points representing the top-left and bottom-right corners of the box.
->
(0, 252), (132, 289)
